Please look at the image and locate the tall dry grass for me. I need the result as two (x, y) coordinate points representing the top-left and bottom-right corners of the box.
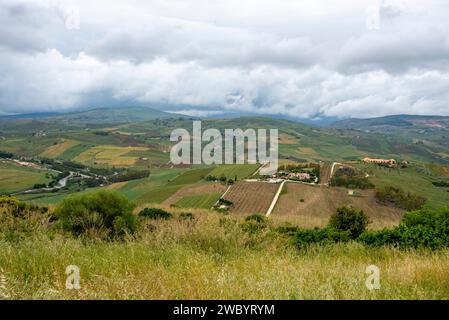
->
(1, 206), (449, 299)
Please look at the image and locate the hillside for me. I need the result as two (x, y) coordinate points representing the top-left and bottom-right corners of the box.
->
(330, 115), (449, 130)
(0, 107), (188, 125)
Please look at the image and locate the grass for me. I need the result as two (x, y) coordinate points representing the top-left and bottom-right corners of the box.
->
(209, 164), (259, 180)
(1, 210), (449, 299)
(174, 192), (222, 209)
(0, 162), (51, 194)
(355, 163), (449, 209)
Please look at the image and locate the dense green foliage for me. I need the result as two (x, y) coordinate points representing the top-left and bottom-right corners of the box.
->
(432, 181), (449, 187)
(109, 170), (150, 183)
(290, 206), (449, 250)
(359, 207), (449, 249)
(0, 150), (14, 158)
(138, 207), (172, 220)
(328, 206), (370, 239)
(55, 190), (138, 238)
(375, 186), (426, 210)
(330, 167), (374, 189)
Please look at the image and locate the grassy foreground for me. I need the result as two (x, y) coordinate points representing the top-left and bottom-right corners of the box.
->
(1, 210), (449, 300)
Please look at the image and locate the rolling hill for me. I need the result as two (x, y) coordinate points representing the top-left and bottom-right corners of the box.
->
(330, 114), (449, 130)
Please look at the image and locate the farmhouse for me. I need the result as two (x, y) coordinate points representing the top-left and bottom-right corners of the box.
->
(363, 157), (397, 167)
(287, 172), (311, 181)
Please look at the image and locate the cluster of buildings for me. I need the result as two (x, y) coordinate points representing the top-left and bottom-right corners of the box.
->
(362, 157), (409, 168)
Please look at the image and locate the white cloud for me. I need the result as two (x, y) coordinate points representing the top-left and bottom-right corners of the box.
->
(1, 0), (449, 118)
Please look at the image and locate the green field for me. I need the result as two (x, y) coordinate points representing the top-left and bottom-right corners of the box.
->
(174, 192), (222, 209)
(209, 164), (259, 180)
(355, 163), (449, 209)
(0, 162), (51, 194)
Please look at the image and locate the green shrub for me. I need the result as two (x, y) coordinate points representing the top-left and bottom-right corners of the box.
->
(328, 206), (370, 239)
(240, 214), (268, 233)
(55, 190), (138, 238)
(375, 186), (426, 210)
(138, 208), (172, 220)
(359, 207), (449, 249)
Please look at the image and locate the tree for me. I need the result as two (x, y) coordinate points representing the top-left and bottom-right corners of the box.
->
(328, 206), (370, 239)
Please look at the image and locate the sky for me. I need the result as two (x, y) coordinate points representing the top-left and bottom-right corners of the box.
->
(1, 0), (449, 119)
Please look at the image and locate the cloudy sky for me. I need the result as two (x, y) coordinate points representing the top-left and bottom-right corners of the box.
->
(1, 0), (449, 119)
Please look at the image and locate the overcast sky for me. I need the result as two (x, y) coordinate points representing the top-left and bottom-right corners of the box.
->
(1, 0), (449, 118)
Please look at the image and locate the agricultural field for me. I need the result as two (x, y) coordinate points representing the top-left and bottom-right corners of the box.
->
(223, 181), (279, 215)
(272, 183), (403, 229)
(114, 167), (214, 205)
(0, 161), (51, 194)
(355, 163), (449, 209)
(73, 145), (149, 167)
(39, 139), (80, 158)
(208, 164), (259, 180)
(174, 192), (223, 209)
(163, 182), (227, 208)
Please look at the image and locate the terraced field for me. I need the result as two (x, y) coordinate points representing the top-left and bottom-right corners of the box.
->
(223, 181), (279, 215)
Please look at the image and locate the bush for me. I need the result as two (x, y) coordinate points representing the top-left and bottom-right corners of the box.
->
(359, 207), (449, 249)
(328, 206), (370, 239)
(138, 208), (172, 220)
(240, 214), (268, 233)
(375, 186), (426, 210)
(55, 190), (138, 238)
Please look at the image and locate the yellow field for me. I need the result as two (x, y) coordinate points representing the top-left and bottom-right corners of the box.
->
(73, 145), (148, 167)
(39, 140), (79, 158)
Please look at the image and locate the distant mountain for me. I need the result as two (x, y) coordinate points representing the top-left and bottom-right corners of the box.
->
(0, 107), (189, 124)
(0, 112), (62, 120)
(330, 115), (449, 130)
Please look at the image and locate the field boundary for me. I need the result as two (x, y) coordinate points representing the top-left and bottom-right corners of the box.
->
(266, 180), (286, 216)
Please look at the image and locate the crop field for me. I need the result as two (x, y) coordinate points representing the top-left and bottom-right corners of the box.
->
(208, 164), (259, 180)
(73, 145), (149, 167)
(355, 163), (449, 209)
(58, 144), (93, 161)
(0, 137), (57, 157)
(319, 162), (333, 184)
(115, 167), (213, 205)
(0, 161), (51, 194)
(271, 183), (403, 229)
(223, 181), (279, 215)
(174, 192), (223, 209)
(39, 139), (80, 158)
(163, 182), (227, 208)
